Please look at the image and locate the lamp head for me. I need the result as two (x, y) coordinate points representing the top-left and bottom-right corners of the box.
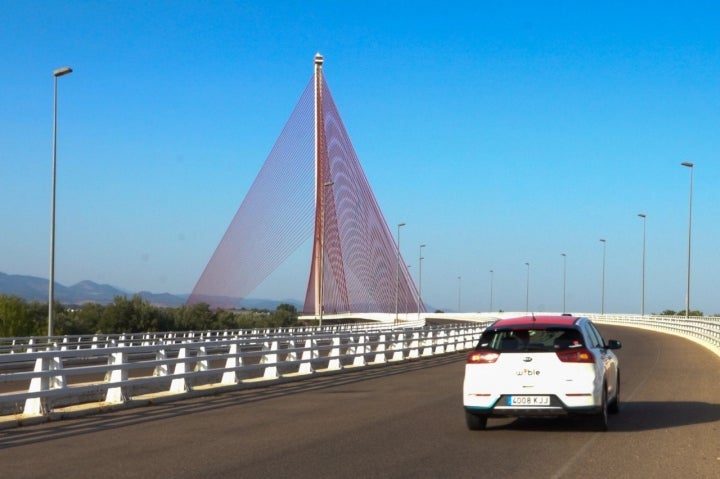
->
(53, 67), (73, 77)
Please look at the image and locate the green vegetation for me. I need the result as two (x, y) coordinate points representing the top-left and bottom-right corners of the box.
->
(656, 309), (704, 317)
(0, 294), (300, 337)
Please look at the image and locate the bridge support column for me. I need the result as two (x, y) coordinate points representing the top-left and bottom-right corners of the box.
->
(221, 343), (241, 385)
(373, 334), (387, 364)
(326, 337), (342, 370)
(408, 332), (420, 359)
(105, 345), (128, 403)
(349, 335), (367, 367)
(421, 331), (434, 356)
(170, 347), (189, 393)
(434, 330), (447, 354)
(298, 338), (317, 375)
(261, 341), (279, 379)
(446, 329), (457, 353)
(195, 346), (209, 373)
(23, 349), (65, 416)
(285, 339), (299, 364)
(154, 348), (168, 377)
(24, 356), (49, 416)
(390, 333), (405, 361)
(463, 329), (473, 349)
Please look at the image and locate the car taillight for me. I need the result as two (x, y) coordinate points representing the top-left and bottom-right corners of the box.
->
(556, 348), (595, 363)
(467, 350), (500, 364)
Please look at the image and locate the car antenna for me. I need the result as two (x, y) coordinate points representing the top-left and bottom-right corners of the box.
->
(531, 312), (536, 322)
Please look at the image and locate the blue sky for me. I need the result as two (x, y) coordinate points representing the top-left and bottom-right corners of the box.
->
(1, 1), (718, 314)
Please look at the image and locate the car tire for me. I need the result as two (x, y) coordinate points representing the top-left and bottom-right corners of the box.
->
(465, 411), (488, 431)
(591, 384), (609, 431)
(608, 371), (620, 414)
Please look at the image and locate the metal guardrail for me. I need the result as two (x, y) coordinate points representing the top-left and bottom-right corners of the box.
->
(0, 322), (489, 424)
(587, 314), (720, 357)
(0, 321), (417, 355)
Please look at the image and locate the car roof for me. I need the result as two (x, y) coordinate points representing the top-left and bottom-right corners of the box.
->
(490, 315), (582, 328)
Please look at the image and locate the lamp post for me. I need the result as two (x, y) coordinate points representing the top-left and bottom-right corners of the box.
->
(638, 214), (646, 316)
(395, 222), (405, 324)
(319, 180), (334, 327)
(681, 162), (694, 319)
(561, 253), (567, 314)
(524, 262), (530, 312)
(49, 66), (72, 338)
(418, 244), (426, 318)
(489, 270), (494, 312)
(599, 239), (606, 315)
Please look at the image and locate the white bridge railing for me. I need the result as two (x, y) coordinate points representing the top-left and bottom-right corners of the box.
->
(0, 322), (489, 425)
(587, 313), (720, 357)
(439, 311), (720, 357)
(2, 313), (717, 427)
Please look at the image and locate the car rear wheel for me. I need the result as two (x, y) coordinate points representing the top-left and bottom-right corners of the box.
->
(608, 371), (620, 414)
(591, 384), (609, 431)
(465, 411), (488, 431)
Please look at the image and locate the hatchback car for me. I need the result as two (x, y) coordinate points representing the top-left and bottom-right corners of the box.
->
(463, 315), (621, 431)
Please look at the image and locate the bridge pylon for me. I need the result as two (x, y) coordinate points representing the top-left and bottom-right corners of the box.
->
(188, 55), (422, 316)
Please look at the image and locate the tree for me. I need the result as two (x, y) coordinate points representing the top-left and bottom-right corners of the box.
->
(173, 302), (216, 331)
(0, 295), (35, 337)
(271, 303), (298, 326)
(60, 303), (105, 335)
(0, 296), (304, 338)
(99, 295), (161, 333)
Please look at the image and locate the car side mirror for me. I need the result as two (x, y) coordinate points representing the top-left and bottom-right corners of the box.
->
(605, 339), (622, 350)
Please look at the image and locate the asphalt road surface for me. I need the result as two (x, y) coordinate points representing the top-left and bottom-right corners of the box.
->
(1, 325), (718, 478)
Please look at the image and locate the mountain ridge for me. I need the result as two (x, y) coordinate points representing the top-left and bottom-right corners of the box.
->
(0, 272), (300, 310)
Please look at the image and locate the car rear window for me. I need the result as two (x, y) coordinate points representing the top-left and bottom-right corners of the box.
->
(476, 327), (584, 352)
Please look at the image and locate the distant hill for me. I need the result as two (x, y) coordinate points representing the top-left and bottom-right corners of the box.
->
(0, 272), (301, 310)
(0, 271), (180, 306)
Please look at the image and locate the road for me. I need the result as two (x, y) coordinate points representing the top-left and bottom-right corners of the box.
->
(0, 325), (718, 478)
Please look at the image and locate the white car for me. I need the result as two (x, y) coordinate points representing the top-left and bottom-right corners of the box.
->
(463, 315), (621, 431)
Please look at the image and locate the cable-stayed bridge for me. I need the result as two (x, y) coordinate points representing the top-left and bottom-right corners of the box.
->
(188, 54), (421, 317)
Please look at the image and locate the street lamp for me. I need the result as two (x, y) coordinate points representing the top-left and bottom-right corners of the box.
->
(638, 214), (647, 316)
(681, 161), (694, 319)
(49, 66), (73, 338)
(418, 244), (426, 318)
(319, 180), (334, 327)
(489, 270), (494, 312)
(524, 262), (530, 312)
(561, 253), (567, 314)
(395, 222), (406, 324)
(599, 239), (606, 315)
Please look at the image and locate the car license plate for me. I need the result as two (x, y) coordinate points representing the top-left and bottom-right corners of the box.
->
(507, 395), (550, 406)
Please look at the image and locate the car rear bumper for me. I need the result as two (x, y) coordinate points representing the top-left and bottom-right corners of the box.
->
(464, 394), (601, 417)
(465, 406), (603, 418)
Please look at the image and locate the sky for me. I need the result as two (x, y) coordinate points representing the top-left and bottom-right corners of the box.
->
(1, 1), (719, 315)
